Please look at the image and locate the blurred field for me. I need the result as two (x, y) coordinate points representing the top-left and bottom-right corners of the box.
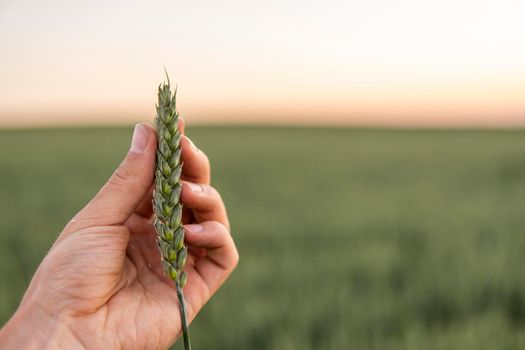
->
(2, 126), (525, 349)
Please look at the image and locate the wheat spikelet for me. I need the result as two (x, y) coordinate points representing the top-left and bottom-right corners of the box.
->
(153, 74), (191, 350)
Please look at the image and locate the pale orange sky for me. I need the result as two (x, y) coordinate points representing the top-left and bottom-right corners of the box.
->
(1, 0), (525, 127)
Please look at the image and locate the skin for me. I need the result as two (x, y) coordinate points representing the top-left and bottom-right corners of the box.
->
(0, 120), (238, 350)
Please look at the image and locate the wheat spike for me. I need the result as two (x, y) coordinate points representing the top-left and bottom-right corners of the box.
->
(153, 73), (192, 350)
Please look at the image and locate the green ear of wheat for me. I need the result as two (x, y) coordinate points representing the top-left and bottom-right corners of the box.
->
(153, 75), (192, 350)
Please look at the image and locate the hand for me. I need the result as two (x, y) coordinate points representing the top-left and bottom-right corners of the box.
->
(0, 121), (238, 350)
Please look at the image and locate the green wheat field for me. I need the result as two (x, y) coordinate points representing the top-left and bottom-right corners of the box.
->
(1, 126), (525, 349)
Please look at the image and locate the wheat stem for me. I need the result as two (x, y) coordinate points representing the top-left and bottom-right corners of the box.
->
(176, 281), (191, 350)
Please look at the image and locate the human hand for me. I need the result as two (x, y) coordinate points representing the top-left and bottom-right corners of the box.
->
(0, 121), (238, 349)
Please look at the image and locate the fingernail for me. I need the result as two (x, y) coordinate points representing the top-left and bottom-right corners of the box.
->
(130, 124), (150, 154)
(186, 224), (204, 233)
(186, 137), (198, 151)
(186, 182), (203, 192)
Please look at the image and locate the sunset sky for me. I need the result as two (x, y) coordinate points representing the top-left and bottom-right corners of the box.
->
(1, 0), (525, 127)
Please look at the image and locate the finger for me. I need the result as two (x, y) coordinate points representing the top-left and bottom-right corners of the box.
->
(181, 181), (229, 229)
(179, 116), (186, 135)
(63, 123), (157, 234)
(185, 222), (238, 295)
(181, 136), (211, 184)
(184, 222), (239, 289)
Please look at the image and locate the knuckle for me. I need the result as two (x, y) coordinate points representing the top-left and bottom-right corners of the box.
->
(202, 184), (222, 200)
(109, 164), (134, 187)
(200, 151), (212, 175)
(230, 245), (240, 269)
(208, 220), (229, 236)
(209, 221), (238, 268)
(199, 149), (210, 166)
(204, 154), (211, 172)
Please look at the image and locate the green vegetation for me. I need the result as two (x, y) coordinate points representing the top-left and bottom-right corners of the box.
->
(154, 80), (191, 350)
(1, 126), (525, 349)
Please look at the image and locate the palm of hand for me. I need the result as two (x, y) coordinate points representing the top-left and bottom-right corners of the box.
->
(35, 217), (211, 349)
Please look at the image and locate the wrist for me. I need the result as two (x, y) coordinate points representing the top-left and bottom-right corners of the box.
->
(0, 302), (85, 350)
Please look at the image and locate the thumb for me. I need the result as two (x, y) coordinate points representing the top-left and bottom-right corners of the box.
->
(64, 123), (157, 234)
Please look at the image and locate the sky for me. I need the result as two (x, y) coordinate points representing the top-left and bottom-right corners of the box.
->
(1, 0), (525, 127)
